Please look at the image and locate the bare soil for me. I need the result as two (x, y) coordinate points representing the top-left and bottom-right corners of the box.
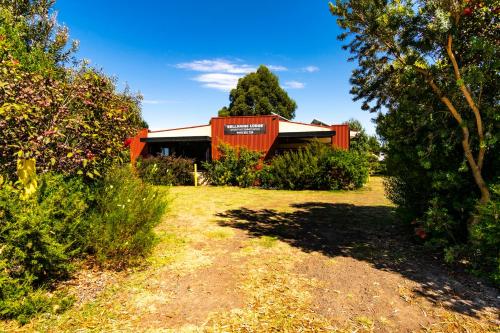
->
(4, 177), (499, 332)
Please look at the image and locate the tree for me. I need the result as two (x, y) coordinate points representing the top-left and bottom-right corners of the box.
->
(0, 0), (78, 75)
(330, 0), (499, 280)
(329, 0), (498, 204)
(218, 65), (297, 119)
(0, 1), (145, 178)
(346, 118), (381, 154)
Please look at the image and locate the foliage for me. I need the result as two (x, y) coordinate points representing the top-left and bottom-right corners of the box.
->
(0, 271), (74, 325)
(470, 184), (500, 285)
(260, 142), (369, 190)
(0, 173), (91, 323)
(218, 65), (297, 119)
(0, 174), (91, 283)
(347, 118), (382, 174)
(0, 0), (77, 76)
(0, 3), (145, 179)
(330, 0), (499, 281)
(136, 155), (194, 186)
(88, 166), (168, 265)
(202, 144), (261, 187)
(0, 0), (162, 323)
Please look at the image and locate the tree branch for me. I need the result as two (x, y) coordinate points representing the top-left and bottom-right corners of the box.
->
(446, 35), (485, 170)
(413, 66), (490, 203)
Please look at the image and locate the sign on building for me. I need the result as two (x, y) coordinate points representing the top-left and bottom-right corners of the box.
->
(224, 123), (266, 135)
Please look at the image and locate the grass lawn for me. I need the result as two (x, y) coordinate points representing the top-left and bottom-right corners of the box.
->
(2, 177), (499, 332)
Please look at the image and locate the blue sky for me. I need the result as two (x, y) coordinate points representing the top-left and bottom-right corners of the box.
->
(54, 0), (377, 134)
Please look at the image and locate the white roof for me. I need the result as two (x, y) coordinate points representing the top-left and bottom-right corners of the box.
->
(148, 125), (211, 138)
(279, 121), (331, 133)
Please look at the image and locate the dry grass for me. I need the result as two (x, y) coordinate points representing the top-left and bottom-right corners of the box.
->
(1, 177), (498, 333)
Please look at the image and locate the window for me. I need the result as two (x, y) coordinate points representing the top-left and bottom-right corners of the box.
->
(161, 147), (170, 156)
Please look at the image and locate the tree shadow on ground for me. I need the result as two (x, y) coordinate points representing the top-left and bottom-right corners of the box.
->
(216, 202), (500, 318)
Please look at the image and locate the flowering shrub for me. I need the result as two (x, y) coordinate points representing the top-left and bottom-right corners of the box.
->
(0, 7), (144, 179)
(0, 60), (144, 178)
(88, 166), (168, 265)
(136, 155), (194, 186)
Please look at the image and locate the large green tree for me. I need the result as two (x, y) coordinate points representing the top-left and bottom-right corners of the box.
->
(218, 65), (297, 119)
(330, 0), (499, 280)
(329, 0), (499, 205)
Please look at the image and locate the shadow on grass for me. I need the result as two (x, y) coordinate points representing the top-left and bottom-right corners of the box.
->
(216, 202), (499, 318)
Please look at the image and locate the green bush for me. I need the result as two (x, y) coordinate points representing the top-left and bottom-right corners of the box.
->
(136, 155), (194, 186)
(88, 166), (168, 265)
(202, 144), (261, 187)
(322, 149), (369, 190)
(261, 142), (369, 190)
(0, 262), (73, 325)
(0, 166), (169, 322)
(0, 174), (91, 284)
(469, 184), (500, 286)
(0, 174), (91, 323)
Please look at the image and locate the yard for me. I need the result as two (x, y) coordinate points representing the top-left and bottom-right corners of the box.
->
(3, 177), (498, 332)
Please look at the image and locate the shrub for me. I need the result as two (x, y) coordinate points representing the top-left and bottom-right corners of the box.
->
(260, 148), (320, 190)
(88, 166), (168, 265)
(0, 174), (91, 323)
(0, 166), (168, 321)
(203, 144), (261, 187)
(469, 184), (500, 286)
(261, 142), (369, 190)
(0, 174), (91, 284)
(0, 5), (145, 179)
(136, 155), (194, 186)
(322, 149), (369, 190)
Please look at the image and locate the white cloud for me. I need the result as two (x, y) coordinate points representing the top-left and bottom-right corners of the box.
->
(284, 81), (305, 89)
(302, 66), (319, 73)
(194, 73), (241, 92)
(175, 59), (255, 74)
(176, 59), (310, 91)
(267, 65), (288, 72)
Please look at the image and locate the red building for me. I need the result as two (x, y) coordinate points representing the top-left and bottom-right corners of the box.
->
(130, 115), (350, 163)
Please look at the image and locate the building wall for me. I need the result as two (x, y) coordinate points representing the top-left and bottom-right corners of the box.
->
(330, 124), (350, 150)
(211, 115), (280, 159)
(130, 128), (149, 162)
(130, 118), (351, 162)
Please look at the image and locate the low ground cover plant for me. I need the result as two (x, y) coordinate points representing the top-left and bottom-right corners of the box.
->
(136, 155), (194, 186)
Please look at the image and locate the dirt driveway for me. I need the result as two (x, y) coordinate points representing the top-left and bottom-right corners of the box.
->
(5, 177), (499, 332)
